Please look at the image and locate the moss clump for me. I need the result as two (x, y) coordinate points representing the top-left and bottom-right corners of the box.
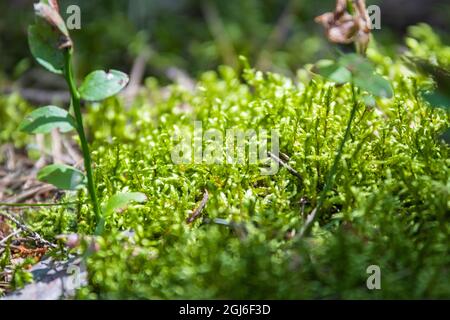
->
(6, 25), (450, 299)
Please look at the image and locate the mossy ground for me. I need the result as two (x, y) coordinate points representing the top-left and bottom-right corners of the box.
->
(1, 25), (449, 299)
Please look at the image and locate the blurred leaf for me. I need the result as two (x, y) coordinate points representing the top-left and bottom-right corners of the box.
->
(313, 60), (351, 84)
(440, 128), (450, 145)
(339, 53), (375, 75)
(340, 54), (392, 97)
(19, 106), (76, 134)
(362, 94), (376, 107)
(79, 70), (129, 101)
(354, 73), (393, 98)
(314, 54), (393, 98)
(422, 91), (450, 110)
(96, 192), (146, 235)
(37, 164), (85, 190)
(404, 56), (450, 110)
(404, 56), (450, 93)
(28, 23), (65, 74)
(102, 192), (147, 218)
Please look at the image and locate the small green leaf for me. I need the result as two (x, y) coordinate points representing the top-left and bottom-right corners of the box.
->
(19, 106), (77, 134)
(79, 70), (129, 101)
(102, 192), (147, 218)
(340, 55), (393, 98)
(339, 53), (375, 75)
(354, 73), (393, 98)
(314, 60), (352, 84)
(95, 192), (146, 235)
(28, 23), (65, 74)
(314, 54), (393, 98)
(37, 164), (85, 190)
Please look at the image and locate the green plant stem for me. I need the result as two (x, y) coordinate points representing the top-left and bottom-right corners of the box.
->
(299, 83), (359, 238)
(63, 49), (101, 225)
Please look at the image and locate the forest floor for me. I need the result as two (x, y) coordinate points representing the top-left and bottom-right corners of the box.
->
(0, 25), (449, 299)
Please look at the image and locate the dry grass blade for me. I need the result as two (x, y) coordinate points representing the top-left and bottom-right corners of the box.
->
(268, 151), (302, 182)
(0, 230), (22, 246)
(186, 190), (209, 224)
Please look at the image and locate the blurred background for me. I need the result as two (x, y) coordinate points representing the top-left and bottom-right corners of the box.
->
(1, 0), (449, 87)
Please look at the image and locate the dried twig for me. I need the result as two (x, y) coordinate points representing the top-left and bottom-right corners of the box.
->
(256, 0), (297, 70)
(300, 197), (309, 220)
(202, 0), (238, 69)
(0, 212), (57, 248)
(5, 184), (55, 204)
(61, 136), (82, 164)
(298, 206), (318, 238)
(4, 144), (16, 171)
(268, 151), (303, 182)
(0, 173), (27, 194)
(1, 87), (70, 104)
(203, 218), (248, 240)
(166, 67), (196, 92)
(51, 129), (63, 164)
(0, 201), (79, 208)
(0, 230), (22, 246)
(186, 190), (209, 224)
(123, 50), (151, 106)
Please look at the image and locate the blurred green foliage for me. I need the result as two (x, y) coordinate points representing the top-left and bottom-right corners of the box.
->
(2, 0), (449, 81)
(406, 23), (450, 68)
(0, 94), (31, 147)
(0, 0), (370, 80)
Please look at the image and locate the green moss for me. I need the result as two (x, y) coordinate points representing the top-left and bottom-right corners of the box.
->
(0, 93), (31, 148)
(5, 25), (450, 299)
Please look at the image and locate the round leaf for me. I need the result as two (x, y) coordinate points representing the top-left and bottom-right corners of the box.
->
(19, 106), (77, 134)
(313, 60), (352, 84)
(354, 74), (393, 98)
(79, 70), (129, 101)
(37, 164), (85, 190)
(339, 54), (393, 98)
(339, 53), (375, 75)
(315, 54), (393, 98)
(28, 23), (65, 74)
(102, 192), (147, 218)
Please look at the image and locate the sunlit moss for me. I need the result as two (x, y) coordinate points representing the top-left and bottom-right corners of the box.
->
(3, 25), (450, 299)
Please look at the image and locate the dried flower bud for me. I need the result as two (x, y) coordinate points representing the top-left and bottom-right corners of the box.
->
(315, 0), (371, 54)
(60, 233), (81, 248)
(88, 240), (100, 253)
(48, 0), (59, 12)
(33, 0), (72, 49)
